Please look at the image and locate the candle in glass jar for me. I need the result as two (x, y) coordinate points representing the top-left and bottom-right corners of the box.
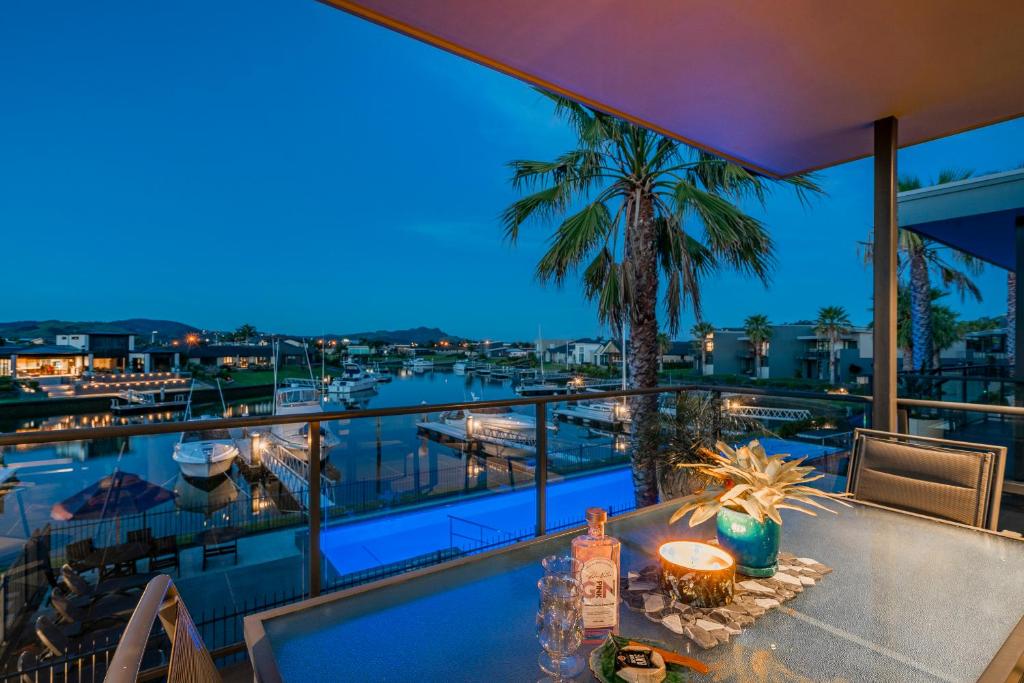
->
(658, 541), (735, 607)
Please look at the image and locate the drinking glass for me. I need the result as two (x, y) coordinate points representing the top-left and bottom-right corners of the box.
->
(536, 576), (584, 682)
(541, 554), (577, 579)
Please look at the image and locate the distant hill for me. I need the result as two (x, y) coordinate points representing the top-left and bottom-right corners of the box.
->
(0, 319), (198, 343)
(334, 327), (461, 344)
(0, 320), (462, 346)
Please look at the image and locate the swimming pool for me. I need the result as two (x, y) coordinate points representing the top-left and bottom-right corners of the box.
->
(318, 437), (843, 579)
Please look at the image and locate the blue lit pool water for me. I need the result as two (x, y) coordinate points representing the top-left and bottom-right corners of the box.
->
(319, 468), (635, 576)
(318, 437), (842, 578)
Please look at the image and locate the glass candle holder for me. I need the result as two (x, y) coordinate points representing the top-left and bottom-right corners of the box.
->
(658, 541), (735, 607)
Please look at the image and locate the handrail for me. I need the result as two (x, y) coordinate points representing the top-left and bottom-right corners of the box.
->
(0, 383), (869, 446)
(106, 575), (173, 682)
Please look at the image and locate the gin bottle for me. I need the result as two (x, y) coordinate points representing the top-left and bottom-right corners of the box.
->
(571, 507), (620, 639)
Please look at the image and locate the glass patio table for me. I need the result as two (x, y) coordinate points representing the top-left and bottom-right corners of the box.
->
(245, 500), (1024, 682)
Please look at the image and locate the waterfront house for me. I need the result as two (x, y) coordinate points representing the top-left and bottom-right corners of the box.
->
(2, 344), (87, 379)
(691, 325), (874, 382)
(55, 331), (135, 373)
(183, 344), (274, 370)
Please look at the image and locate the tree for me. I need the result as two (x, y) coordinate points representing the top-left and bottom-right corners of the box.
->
(691, 321), (714, 375)
(866, 170), (983, 372)
(657, 332), (671, 371)
(1009, 273), (1016, 368)
(898, 288), (962, 372)
(743, 314), (772, 378)
(814, 306), (852, 385)
(503, 91), (821, 507)
(234, 324), (257, 343)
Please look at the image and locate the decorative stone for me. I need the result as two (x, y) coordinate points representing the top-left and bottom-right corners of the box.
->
(621, 545), (832, 651)
(773, 572), (803, 588)
(684, 625), (718, 650)
(661, 613), (686, 634)
(695, 618), (724, 631)
(643, 594), (667, 612)
(629, 579), (658, 591)
(738, 580), (774, 594)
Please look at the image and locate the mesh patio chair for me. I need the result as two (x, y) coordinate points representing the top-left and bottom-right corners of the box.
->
(65, 539), (101, 573)
(34, 614), (123, 659)
(50, 590), (137, 628)
(106, 575), (221, 683)
(848, 428), (1006, 531)
(60, 563), (154, 600)
(149, 535), (180, 573)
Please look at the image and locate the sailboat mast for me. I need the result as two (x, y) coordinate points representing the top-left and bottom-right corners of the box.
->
(538, 325), (545, 380)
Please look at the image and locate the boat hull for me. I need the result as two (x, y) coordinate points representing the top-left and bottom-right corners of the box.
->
(172, 441), (238, 479)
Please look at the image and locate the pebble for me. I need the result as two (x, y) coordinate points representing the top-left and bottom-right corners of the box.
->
(661, 613), (686, 634)
(799, 575), (816, 586)
(754, 597), (781, 609)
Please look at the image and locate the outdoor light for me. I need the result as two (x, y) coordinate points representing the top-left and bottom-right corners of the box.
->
(658, 541), (735, 607)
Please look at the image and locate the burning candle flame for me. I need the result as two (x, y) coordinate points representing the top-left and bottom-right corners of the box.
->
(659, 541), (734, 571)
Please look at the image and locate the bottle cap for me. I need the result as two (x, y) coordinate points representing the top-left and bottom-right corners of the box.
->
(585, 507), (608, 525)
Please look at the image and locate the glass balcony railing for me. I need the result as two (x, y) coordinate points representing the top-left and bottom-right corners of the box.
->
(0, 381), (1019, 679)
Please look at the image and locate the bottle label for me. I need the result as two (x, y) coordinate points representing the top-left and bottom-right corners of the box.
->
(579, 558), (618, 628)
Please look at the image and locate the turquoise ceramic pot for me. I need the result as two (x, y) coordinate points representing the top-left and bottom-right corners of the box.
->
(715, 506), (780, 578)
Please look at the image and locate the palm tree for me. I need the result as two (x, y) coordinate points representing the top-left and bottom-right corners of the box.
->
(898, 288), (962, 372)
(866, 170), (983, 372)
(691, 321), (715, 375)
(502, 91), (821, 506)
(743, 314), (772, 379)
(814, 306), (852, 385)
(657, 332), (671, 371)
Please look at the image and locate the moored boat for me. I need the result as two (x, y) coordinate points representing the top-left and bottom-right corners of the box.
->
(172, 424), (239, 478)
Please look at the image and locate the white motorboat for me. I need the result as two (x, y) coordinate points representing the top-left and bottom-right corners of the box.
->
(268, 384), (337, 460)
(327, 363), (378, 395)
(172, 425), (239, 478)
(423, 405), (541, 450)
(452, 361), (468, 373)
(368, 363), (392, 382)
(406, 357), (434, 371)
(554, 400), (632, 428)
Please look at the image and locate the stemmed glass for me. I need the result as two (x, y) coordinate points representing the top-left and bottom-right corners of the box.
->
(536, 575), (585, 682)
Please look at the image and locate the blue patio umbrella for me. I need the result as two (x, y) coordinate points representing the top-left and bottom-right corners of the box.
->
(51, 470), (176, 522)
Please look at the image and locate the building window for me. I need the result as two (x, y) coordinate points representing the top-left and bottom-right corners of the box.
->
(0, 358), (10, 377)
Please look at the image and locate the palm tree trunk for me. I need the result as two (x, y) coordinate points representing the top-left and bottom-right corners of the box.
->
(626, 199), (660, 508)
(753, 351), (761, 378)
(829, 337), (837, 385)
(909, 250), (932, 372)
(1009, 272), (1016, 369)
(699, 348), (706, 374)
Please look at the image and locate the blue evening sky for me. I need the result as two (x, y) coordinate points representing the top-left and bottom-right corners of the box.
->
(2, 1), (1022, 340)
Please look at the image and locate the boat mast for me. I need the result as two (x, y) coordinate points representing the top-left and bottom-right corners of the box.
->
(180, 378), (195, 443)
(272, 338), (279, 417)
(538, 325), (545, 381)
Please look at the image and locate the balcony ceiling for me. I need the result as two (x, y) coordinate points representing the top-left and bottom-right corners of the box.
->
(899, 169), (1024, 271)
(321, 0), (1024, 177)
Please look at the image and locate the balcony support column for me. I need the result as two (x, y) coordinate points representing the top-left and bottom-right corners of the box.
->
(308, 421), (321, 597)
(535, 402), (547, 537)
(1013, 217), (1024, 483)
(872, 116), (898, 432)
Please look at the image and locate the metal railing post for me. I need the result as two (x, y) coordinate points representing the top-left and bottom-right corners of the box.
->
(535, 402), (547, 537)
(308, 420), (321, 598)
